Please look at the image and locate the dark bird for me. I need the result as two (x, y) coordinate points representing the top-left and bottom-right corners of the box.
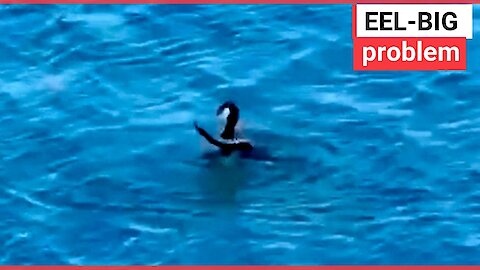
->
(194, 101), (253, 156)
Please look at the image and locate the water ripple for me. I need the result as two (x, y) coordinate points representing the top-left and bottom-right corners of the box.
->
(1, 4), (480, 265)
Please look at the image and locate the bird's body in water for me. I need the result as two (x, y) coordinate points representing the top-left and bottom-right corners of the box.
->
(194, 102), (254, 157)
(193, 102), (305, 165)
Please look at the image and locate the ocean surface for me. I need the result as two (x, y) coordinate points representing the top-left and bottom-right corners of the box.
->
(1, 4), (480, 265)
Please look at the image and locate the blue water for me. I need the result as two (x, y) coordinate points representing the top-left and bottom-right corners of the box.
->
(1, 4), (480, 265)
